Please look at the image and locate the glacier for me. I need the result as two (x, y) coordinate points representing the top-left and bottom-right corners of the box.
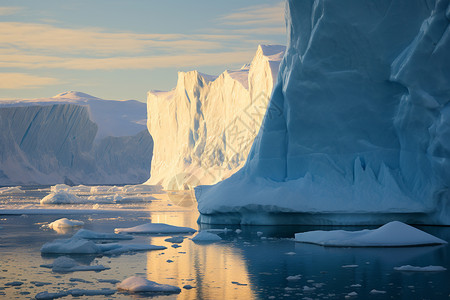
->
(196, 0), (450, 225)
(0, 91), (152, 185)
(146, 45), (285, 189)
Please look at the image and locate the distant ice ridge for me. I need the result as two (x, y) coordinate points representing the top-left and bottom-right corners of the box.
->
(145, 45), (285, 189)
(0, 91), (153, 185)
(196, 0), (450, 225)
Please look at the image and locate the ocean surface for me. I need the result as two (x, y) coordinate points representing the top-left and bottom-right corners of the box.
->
(1, 186), (450, 299)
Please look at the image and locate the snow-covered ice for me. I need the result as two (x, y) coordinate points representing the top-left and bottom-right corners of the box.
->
(394, 265), (447, 272)
(117, 276), (181, 294)
(196, 0), (450, 225)
(114, 223), (196, 234)
(40, 192), (82, 205)
(0, 92), (152, 186)
(40, 256), (109, 273)
(294, 221), (447, 247)
(191, 231), (222, 242)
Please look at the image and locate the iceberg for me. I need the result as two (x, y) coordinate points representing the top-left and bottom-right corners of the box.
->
(0, 91), (152, 185)
(146, 45), (285, 189)
(196, 0), (450, 225)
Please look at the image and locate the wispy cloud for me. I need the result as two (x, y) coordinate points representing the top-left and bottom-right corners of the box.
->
(0, 22), (226, 55)
(219, 3), (285, 27)
(0, 6), (22, 16)
(0, 73), (60, 89)
(0, 51), (255, 70)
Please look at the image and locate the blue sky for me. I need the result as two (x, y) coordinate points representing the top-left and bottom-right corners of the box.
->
(0, 0), (285, 101)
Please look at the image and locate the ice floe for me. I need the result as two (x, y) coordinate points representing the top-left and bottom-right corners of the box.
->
(41, 237), (166, 255)
(114, 223), (196, 234)
(191, 231), (222, 242)
(40, 256), (109, 273)
(117, 276), (181, 294)
(73, 229), (133, 240)
(0, 186), (24, 194)
(294, 221), (447, 247)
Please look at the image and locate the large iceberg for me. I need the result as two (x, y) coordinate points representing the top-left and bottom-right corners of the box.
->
(146, 45), (285, 189)
(0, 91), (152, 185)
(196, 0), (450, 225)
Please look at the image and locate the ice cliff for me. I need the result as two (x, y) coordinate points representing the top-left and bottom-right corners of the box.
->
(146, 45), (285, 189)
(196, 0), (450, 225)
(0, 92), (152, 185)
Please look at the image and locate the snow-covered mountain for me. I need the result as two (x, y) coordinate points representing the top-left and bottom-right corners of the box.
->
(196, 0), (450, 225)
(146, 45), (285, 189)
(0, 92), (152, 185)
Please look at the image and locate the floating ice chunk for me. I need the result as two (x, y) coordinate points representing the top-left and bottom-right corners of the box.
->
(164, 236), (185, 243)
(40, 191), (82, 205)
(342, 265), (358, 268)
(114, 223), (196, 234)
(191, 231), (222, 242)
(294, 221), (447, 247)
(40, 237), (165, 254)
(286, 275), (301, 281)
(370, 289), (386, 294)
(117, 276), (181, 294)
(0, 186), (24, 194)
(73, 229), (133, 240)
(394, 265), (447, 272)
(5, 281), (24, 286)
(35, 289), (115, 300)
(48, 218), (84, 230)
(183, 285), (194, 289)
(257, 231), (263, 237)
(235, 229), (242, 234)
(40, 256), (109, 273)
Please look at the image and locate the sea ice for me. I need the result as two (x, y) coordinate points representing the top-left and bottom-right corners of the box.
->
(164, 236), (185, 243)
(117, 276), (181, 294)
(40, 237), (166, 254)
(294, 221), (447, 247)
(73, 229), (133, 240)
(191, 231), (222, 242)
(114, 223), (196, 234)
(394, 265), (447, 272)
(40, 256), (109, 273)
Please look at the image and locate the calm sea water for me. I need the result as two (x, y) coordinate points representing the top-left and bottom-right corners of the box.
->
(0, 187), (450, 299)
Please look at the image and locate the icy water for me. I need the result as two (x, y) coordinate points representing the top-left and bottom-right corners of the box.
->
(1, 187), (450, 299)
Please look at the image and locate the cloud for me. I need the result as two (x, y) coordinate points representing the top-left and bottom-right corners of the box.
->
(0, 22), (230, 55)
(0, 73), (60, 89)
(0, 51), (256, 70)
(219, 2), (285, 27)
(0, 7), (22, 16)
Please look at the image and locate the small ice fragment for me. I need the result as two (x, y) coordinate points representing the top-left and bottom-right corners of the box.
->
(235, 229), (242, 234)
(286, 275), (301, 281)
(167, 260), (174, 263)
(191, 231), (222, 242)
(183, 285), (194, 289)
(257, 231), (263, 236)
(370, 289), (386, 294)
(48, 218), (84, 230)
(114, 223), (196, 234)
(394, 265), (447, 272)
(231, 281), (247, 286)
(346, 291), (358, 297)
(303, 286), (315, 292)
(350, 284), (361, 287)
(285, 252), (296, 255)
(342, 265), (358, 268)
(171, 244), (181, 248)
(35, 291), (69, 300)
(165, 236), (185, 243)
(5, 281), (23, 286)
(117, 276), (181, 294)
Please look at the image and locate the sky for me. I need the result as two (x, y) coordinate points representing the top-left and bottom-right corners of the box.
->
(0, 0), (286, 102)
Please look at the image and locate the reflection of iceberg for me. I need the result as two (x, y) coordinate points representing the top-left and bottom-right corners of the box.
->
(196, 0), (450, 225)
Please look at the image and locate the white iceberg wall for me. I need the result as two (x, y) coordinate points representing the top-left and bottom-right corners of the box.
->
(196, 0), (450, 225)
(146, 45), (285, 189)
